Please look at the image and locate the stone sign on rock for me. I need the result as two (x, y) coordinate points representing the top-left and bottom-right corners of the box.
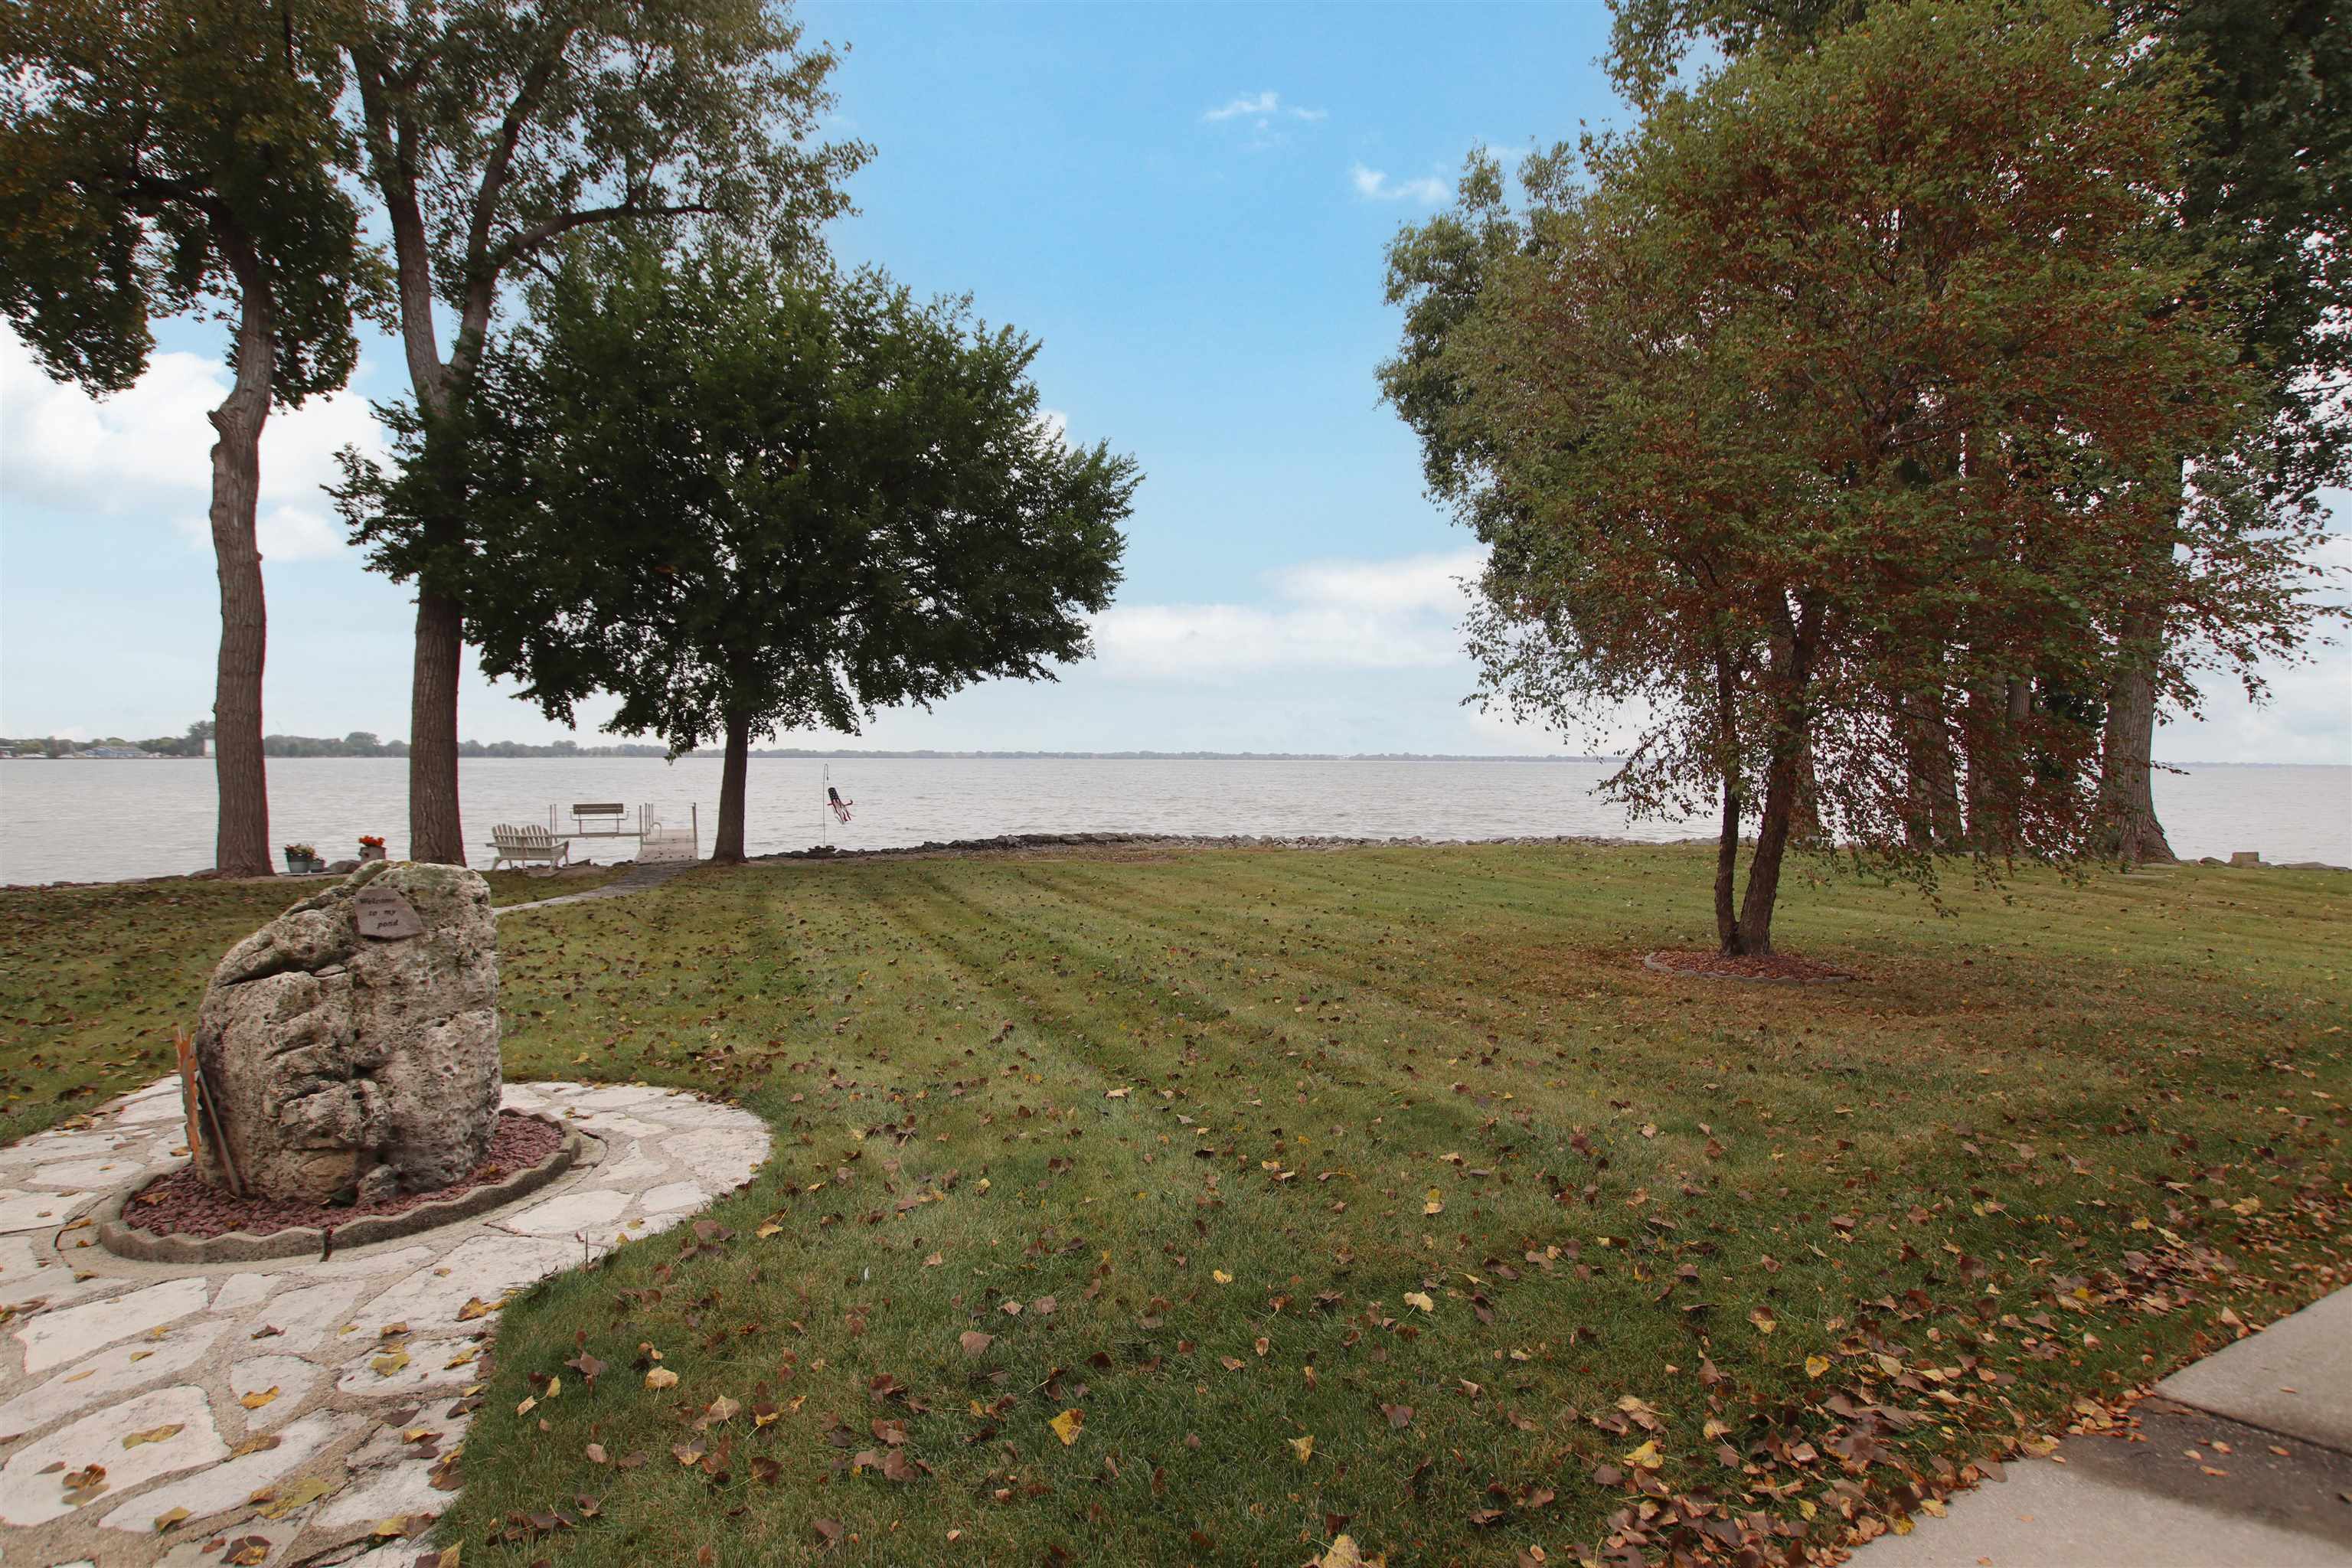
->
(352, 886), (425, 940)
(189, 861), (501, 1204)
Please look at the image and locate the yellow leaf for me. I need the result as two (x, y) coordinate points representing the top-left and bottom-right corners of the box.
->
(1403, 1292), (1435, 1313)
(1289, 1434), (1315, 1463)
(152, 1504), (191, 1532)
(1212, 1269), (1233, 1285)
(645, 1366), (679, 1390)
(456, 1296), (497, 1321)
(371, 1350), (410, 1377)
(756, 1222), (782, 1238)
(122, 1423), (183, 1448)
(374, 1515), (411, 1537)
(1048, 1408), (1086, 1446)
(1805, 1355), (1830, 1379)
(437, 1547), (463, 1568)
(255, 1475), (334, 1520)
(1891, 1514), (1914, 1536)
(515, 1396), (537, 1417)
(1318, 1536), (1367, 1568)
(1748, 1307), (1776, 1334)
(1624, 1440), (1664, 1471)
(239, 1387), (280, 1410)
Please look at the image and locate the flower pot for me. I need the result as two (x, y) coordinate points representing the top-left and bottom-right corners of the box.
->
(285, 853), (321, 874)
(358, 845), (387, 862)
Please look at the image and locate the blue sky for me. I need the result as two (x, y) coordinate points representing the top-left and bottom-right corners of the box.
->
(2, 2), (2345, 760)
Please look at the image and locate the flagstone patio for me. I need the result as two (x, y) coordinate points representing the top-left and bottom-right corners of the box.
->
(0, 1076), (769, 1567)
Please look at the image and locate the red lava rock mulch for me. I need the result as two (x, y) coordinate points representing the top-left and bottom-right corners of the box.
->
(1643, 948), (1857, 984)
(122, 1111), (564, 1238)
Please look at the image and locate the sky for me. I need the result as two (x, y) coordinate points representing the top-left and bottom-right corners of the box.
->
(2, 1), (2345, 763)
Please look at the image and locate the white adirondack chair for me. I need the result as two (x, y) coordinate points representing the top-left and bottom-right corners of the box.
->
(488, 823), (572, 873)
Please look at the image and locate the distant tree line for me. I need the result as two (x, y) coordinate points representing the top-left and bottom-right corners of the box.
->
(0, 721), (668, 759)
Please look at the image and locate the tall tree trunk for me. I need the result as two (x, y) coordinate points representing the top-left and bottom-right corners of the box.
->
(714, 710), (753, 863)
(1713, 782), (1742, 956)
(354, 84), (475, 867)
(1734, 726), (1805, 956)
(406, 583), (466, 863)
(1732, 629), (1814, 957)
(207, 227), (276, 877)
(1710, 640), (1744, 954)
(2098, 645), (2173, 864)
(2099, 464), (2181, 866)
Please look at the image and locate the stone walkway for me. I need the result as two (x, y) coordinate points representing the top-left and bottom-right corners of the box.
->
(494, 855), (701, 916)
(1858, 1285), (2352, 1567)
(0, 1076), (769, 1567)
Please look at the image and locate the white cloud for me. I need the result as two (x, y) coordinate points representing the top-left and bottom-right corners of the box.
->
(1202, 90), (1327, 126)
(1349, 162), (1449, 205)
(1, 325), (387, 562)
(1089, 548), (1482, 679)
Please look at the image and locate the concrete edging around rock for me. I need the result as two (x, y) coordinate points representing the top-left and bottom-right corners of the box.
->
(92, 1117), (595, 1266)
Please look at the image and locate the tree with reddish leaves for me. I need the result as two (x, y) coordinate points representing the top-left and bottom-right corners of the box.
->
(1606, 0), (2352, 865)
(1383, 0), (2330, 956)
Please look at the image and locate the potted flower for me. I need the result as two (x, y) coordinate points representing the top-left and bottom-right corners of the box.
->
(358, 834), (387, 862)
(283, 843), (321, 874)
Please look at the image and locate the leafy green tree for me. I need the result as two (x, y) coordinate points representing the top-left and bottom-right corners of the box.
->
(1606, 0), (2351, 863)
(1383, 0), (2329, 955)
(341, 239), (1138, 861)
(337, 0), (868, 864)
(1, 0), (368, 875)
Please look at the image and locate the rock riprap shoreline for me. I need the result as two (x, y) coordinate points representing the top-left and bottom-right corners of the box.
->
(0, 1077), (769, 1567)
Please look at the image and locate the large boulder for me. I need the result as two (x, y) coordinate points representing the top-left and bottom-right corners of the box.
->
(191, 861), (501, 1204)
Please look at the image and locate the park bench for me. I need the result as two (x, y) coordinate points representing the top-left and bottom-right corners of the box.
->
(570, 802), (634, 837)
(487, 823), (573, 873)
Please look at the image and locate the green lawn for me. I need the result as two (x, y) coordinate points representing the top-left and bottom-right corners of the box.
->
(2, 844), (2345, 1564)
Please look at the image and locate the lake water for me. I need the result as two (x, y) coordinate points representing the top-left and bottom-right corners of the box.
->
(1, 756), (2346, 885)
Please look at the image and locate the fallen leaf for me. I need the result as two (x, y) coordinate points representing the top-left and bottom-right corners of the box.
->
(1289, 1434), (1315, 1463)
(959, 1331), (995, 1357)
(645, 1367), (679, 1390)
(1403, 1292), (1436, 1313)
(122, 1423), (183, 1449)
(1318, 1535), (1367, 1568)
(238, 1387), (280, 1410)
(1049, 1408), (1086, 1446)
